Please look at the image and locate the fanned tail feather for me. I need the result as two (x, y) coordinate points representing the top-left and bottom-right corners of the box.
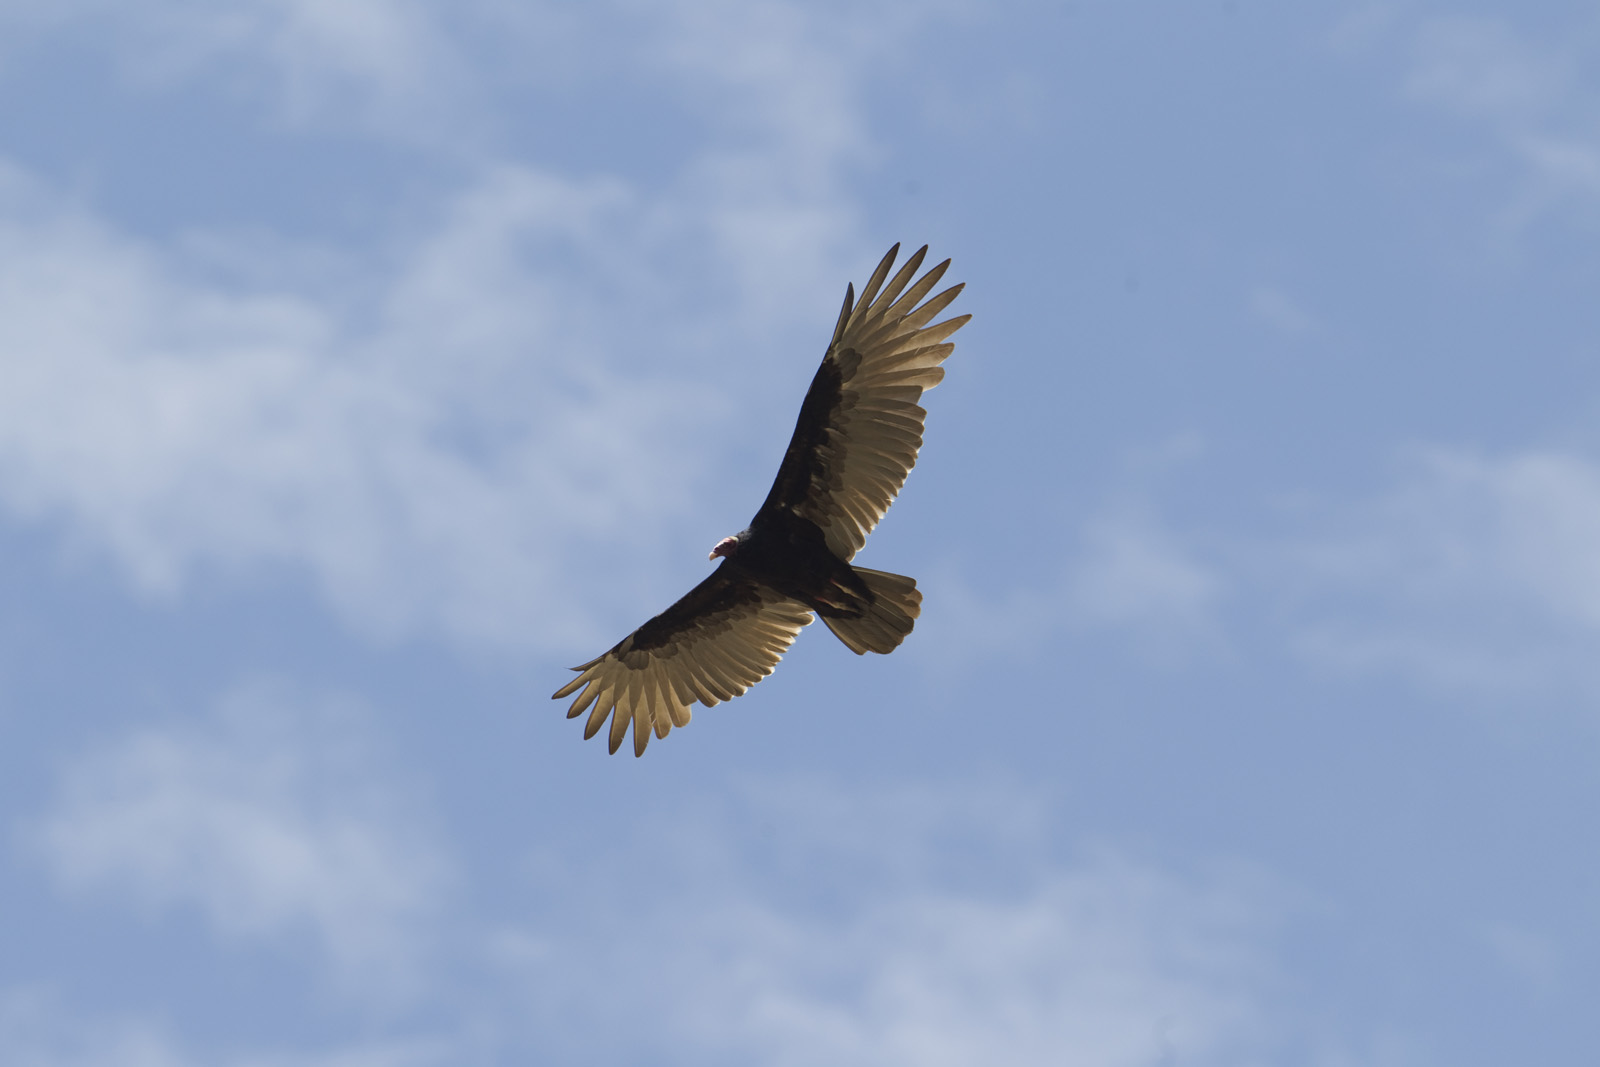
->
(822, 567), (922, 655)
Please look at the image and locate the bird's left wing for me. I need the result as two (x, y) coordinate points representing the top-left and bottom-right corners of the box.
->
(754, 243), (970, 560)
(552, 563), (814, 756)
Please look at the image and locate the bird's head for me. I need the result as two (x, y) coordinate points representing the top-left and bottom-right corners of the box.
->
(708, 535), (741, 561)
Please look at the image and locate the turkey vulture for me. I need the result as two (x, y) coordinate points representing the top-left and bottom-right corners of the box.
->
(553, 243), (968, 755)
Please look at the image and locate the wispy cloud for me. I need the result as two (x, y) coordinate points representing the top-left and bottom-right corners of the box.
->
(1248, 285), (1318, 336)
(0, 0), (493, 149)
(1405, 14), (1600, 226)
(27, 684), (451, 1003)
(0, 160), (719, 651)
(17, 755), (1325, 1064)
(1067, 503), (1224, 638)
(498, 778), (1287, 1066)
(929, 424), (1600, 705)
(0, 985), (453, 1067)
(671, 869), (1265, 1067)
(1407, 17), (1570, 123)
(1272, 445), (1600, 700)
(0, 0), (918, 167)
(967, 426), (1600, 706)
(0, 989), (183, 1067)
(921, 483), (1226, 669)
(0, 1), (960, 655)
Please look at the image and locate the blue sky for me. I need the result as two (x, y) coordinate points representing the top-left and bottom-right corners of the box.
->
(1, 1), (1596, 1063)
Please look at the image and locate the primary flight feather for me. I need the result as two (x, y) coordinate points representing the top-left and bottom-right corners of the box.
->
(553, 243), (969, 756)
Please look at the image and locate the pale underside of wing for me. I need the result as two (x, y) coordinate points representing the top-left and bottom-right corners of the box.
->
(552, 583), (814, 757)
(803, 245), (971, 560)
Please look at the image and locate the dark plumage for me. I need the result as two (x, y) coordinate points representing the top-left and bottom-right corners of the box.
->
(553, 244), (969, 755)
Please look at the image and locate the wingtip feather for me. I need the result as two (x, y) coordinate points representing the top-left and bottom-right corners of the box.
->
(830, 282), (855, 348)
(854, 243), (901, 313)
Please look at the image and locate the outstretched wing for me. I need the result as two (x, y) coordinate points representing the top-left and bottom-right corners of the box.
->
(552, 563), (814, 757)
(755, 244), (970, 560)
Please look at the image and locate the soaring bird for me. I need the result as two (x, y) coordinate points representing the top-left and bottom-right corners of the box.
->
(554, 244), (968, 755)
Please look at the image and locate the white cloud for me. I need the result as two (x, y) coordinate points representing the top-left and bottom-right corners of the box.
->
(1480, 922), (1559, 992)
(17, 762), (1323, 1065)
(0, 0), (913, 174)
(0, 160), (723, 651)
(1067, 505), (1223, 636)
(0, 986), (456, 1067)
(1277, 446), (1600, 697)
(28, 684), (450, 1002)
(1404, 14), (1600, 225)
(498, 779), (1286, 1067)
(972, 434), (1600, 703)
(0, 1), (959, 654)
(0, 989), (186, 1067)
(1407, 18), (1570, 123)
(920, 431), (1600, 699)
(672, 866), (1267, 1067)
(920, 493), (1224, 671)
(944, 428), (1600, 701)
(0, 0), (486, 147)
(1248, 285), (1317, 336)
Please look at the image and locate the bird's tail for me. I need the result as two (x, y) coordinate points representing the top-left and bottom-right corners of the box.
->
(822, 567), (922, 654)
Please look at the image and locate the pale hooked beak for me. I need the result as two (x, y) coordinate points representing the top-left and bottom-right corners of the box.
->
(709, 536), (738, 561)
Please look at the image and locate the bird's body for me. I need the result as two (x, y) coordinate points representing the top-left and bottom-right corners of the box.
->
(554, 244), (968, 755)
(721, 509), (870, 614)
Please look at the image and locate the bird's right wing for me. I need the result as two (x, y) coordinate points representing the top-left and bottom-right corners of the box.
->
(552, 563), (814, 756)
